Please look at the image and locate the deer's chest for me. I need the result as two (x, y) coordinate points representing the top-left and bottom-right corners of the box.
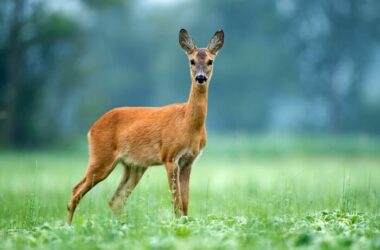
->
(161, 125), (206, 165)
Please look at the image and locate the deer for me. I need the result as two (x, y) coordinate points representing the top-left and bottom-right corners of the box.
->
(67, 28), (224, 224)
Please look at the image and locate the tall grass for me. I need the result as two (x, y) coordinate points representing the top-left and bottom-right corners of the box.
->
(0, 135), (379, 249)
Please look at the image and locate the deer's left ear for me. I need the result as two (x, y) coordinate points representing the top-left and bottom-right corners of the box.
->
(207, 29), (224, 55)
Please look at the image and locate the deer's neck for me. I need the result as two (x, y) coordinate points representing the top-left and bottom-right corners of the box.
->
(185, 82), (208, 131)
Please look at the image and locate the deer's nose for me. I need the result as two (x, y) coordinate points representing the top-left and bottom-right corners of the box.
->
(195, 75), (207, 84)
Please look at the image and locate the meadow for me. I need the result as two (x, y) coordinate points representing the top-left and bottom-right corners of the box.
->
(0, 135), (380, 250)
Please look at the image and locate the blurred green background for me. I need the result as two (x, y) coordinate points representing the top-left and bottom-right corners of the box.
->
(1, 1), (380, 249)
(1, 0), (380, 148)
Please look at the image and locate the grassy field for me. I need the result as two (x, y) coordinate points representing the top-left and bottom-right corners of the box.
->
(0, 135), (380, 249)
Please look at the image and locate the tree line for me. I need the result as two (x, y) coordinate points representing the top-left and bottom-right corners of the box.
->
(1, 0), (380, 148)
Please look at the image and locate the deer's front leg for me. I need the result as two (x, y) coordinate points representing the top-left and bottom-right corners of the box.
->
(165, 162), (183, 216)
(179, 163), (192, 215)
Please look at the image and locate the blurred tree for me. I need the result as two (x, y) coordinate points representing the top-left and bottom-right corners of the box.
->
(0, 0), (83, 147)
(1, 0), (24, 146)
(289, 0), (380, 132)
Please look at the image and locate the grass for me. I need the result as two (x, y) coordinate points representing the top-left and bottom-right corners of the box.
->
(0, 135), (380, 249)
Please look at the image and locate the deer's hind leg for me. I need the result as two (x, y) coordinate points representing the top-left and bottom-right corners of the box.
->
(109, 165), (147, 214)
(67, 156), (119, 224)
(108, 163), (131, 212)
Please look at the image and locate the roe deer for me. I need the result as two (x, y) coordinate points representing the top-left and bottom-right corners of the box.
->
(67, 29), (224, 224)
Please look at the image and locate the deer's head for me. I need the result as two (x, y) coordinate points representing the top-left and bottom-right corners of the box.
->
(179, 29), (224, 85)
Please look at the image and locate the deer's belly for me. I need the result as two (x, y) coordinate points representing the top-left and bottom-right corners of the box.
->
(121, 143), (162, 167)
(119, 139), (205, 167)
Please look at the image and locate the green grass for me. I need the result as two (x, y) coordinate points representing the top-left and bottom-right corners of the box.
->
(1, 135), (380, 249)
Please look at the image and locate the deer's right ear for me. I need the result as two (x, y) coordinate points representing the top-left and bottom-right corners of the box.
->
(179, 29), (196, 54)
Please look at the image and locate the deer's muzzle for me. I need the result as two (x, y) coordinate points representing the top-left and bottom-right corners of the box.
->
(195, 75), (207, 84)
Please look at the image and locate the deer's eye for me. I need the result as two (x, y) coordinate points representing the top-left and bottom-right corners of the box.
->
(207, 60), (213, 66)
(190, 59), (195, 65)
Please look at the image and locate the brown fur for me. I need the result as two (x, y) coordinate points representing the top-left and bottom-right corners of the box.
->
(67, 29), (224, 223)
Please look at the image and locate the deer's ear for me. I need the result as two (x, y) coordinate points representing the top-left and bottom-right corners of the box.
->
(179, 29), (196, 54)
(207, 29), (224, 55)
